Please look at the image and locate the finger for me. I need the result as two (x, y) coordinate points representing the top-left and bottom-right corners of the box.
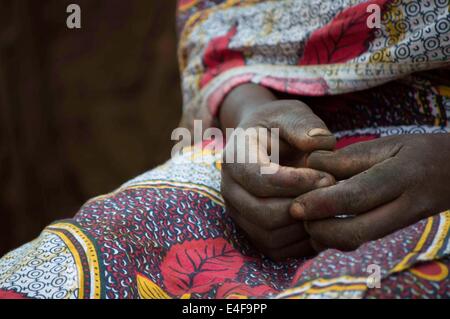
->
(307, 136), (404, 180)
(223, 125), (335, 197)
(264, 240), (315, 261)
(221, 172), (297, 229)
(227, 203), (308, 250)
(270, 101), (337, 152)
(305, 195), (416, 251)
(291, 157), (407, 220)
(223, 162), (335, 198)
(236, 222), (314, 261)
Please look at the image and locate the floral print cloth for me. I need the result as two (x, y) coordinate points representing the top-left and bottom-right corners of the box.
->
(1, 0), (450, 299)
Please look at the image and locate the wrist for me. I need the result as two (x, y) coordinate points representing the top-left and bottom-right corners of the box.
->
(219, 83), (276, 130)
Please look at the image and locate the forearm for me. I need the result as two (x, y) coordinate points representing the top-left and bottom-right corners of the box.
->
(219, 83), (277, 130)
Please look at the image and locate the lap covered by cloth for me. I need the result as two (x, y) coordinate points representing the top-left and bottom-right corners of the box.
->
(2, 0), (450, 298)
(0, 127), (450, 299)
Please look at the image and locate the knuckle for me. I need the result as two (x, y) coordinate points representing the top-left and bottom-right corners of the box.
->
(299, 112), (321, 126)
(290, 100), (312, 114)
(240, 167), (267, 196)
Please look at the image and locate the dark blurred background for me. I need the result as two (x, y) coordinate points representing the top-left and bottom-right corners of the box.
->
(0, 0), (181, 255)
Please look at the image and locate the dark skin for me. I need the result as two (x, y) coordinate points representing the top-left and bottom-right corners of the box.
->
(293, 134), (450, 252)
(220, 83), (450, 260)
(220, 83), (336, 260)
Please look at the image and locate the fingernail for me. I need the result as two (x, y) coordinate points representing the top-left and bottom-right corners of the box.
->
(316, 176), (333, 188)
(307, 128), (332, 137)
(291, 202), (306, 219)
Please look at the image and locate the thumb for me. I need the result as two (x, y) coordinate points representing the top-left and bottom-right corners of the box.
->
(306, 136), (403, 180)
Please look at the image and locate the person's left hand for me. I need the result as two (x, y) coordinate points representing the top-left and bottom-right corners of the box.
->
(289, 133), (450, 252)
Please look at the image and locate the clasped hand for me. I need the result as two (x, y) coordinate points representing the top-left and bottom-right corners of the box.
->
(221, 100), (450, 260)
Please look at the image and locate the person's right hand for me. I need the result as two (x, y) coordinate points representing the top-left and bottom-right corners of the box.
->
(221, 99), (336, 260)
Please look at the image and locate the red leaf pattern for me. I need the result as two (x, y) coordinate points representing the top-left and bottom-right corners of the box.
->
(161, 238), (247, 295)
(200, 25), (245, 88)
(0, 290), (28, 299)
(299, 0), (389, 65)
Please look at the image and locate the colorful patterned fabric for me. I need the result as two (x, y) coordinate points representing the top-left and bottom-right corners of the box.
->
(176, 0), (450, 131)
(1, 0), (450, 299)
(1, 142), (449, 299)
